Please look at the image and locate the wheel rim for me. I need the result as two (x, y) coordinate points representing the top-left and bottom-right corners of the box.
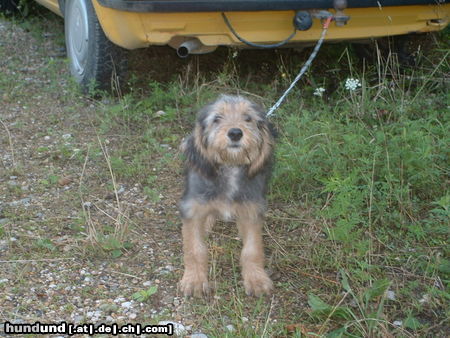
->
(66, 0), (89, 80)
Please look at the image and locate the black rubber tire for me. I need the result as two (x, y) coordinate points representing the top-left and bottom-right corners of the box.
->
(64, 0), (128, 93)
(0, 0), (20, 14)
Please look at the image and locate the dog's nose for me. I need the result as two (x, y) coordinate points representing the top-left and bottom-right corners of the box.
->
(227, 128), (243, 141)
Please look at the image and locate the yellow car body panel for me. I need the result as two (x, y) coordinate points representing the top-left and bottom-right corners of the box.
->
(92, 1), (450, 50)
(34, 0), (62, 16)
(37, 0), (450, 50)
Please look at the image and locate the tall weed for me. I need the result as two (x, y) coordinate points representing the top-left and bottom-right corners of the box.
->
(271, 59), (449, 253)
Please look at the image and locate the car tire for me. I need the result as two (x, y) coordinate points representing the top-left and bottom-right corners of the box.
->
(64, 0), (128, 93)
(0, 0), (20, 14)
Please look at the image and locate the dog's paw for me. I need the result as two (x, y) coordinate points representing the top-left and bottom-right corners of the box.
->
(180, 272), (209, 297)
(243, 269), (273, 297)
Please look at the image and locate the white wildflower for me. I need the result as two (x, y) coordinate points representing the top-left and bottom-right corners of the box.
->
(345, 78), (361, 91)
(313, 87), (326, 97)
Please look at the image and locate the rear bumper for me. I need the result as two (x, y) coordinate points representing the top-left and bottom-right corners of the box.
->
(97, 0), (449, 12)
(91, 0), (450, 50)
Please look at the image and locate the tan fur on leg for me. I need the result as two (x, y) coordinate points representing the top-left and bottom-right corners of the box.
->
(180, 217), (210, 297)
(236, 204), (273, 296)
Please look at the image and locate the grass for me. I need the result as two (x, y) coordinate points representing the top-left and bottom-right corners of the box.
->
(100, 38), (448, 336)
(1, 12), (449, 337)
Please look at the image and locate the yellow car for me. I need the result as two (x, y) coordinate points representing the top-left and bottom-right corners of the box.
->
(2, 0), (449, 90)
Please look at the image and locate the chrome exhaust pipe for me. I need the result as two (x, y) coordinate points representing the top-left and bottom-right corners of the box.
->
(177, 39), (202, 58)
(175, 38), (217, 58)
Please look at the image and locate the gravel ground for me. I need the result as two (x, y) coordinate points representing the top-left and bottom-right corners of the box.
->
(0, 18), (205, 337)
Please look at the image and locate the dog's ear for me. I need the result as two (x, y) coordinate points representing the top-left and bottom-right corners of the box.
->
(248, 118), (275, 177)
(250, 102), (277, 139)
(182, 133), (217, 178)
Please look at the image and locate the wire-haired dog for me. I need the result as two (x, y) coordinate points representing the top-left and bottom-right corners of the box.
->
(179, 95), (275, 297)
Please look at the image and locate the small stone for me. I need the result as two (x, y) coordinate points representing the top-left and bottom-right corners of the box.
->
(191, 333), (208, 338)
(9, 197), (31, 207)
(58, 176), (72, 186)
(225, 324), (235, 332)
(419, 294), (430, 304)
(143, 281), (152, 287)
(386, 290), (396, 300)
(99, 303), (119, 313)
(44, 136), (51, 140)
(62, 133), (72, 139)
(129, 313), (137, 320)
(158, 321), (185, 336)
(121, 301), (132, 309)
(0, 240), (8, 250)
(393, 320), (402, 327)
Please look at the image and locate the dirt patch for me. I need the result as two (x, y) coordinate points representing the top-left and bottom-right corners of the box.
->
(0, 17), (189, 330)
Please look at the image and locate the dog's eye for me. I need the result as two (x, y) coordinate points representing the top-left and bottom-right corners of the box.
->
(213, 115), (222, 124)
(244, 115), (252, 122)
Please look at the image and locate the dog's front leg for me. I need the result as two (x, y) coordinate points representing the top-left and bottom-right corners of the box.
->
(180, 216), (210, 297)
(238, 216), (273, 296)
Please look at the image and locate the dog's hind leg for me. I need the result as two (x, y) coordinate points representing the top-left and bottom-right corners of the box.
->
(236, 205), (273, 296)
(180, 215), (211, 297)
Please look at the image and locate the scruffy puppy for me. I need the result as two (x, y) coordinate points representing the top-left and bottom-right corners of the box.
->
(179, 95), (275, 297)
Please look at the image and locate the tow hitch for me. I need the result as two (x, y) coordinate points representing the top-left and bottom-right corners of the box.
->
(294, 0), (350, 31)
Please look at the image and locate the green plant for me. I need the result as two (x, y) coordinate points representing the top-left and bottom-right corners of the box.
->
(97, 234), (132, 258)
(36, 238), (56, 251)
(132, 285), (158, 302)
(308, 271), (392, 337)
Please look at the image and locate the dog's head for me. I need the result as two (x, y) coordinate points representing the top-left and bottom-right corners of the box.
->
(182, 95), (275, 177)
